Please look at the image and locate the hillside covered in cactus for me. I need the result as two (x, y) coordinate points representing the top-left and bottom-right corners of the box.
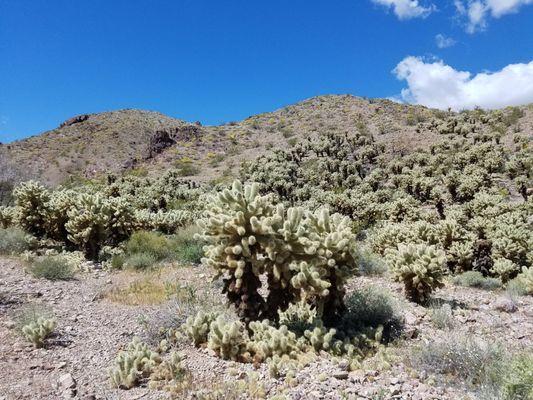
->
(5, 95), (531, 191)
(0, 97), (532, 400)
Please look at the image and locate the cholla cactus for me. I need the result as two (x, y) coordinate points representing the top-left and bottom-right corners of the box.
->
(109, 338), (162, 389)
(386, 243), (447, 304)
(21, 317), (56, 348)
(183, 311), (218, 346)
(278, 301), (319, 336)
(66, 193), (134, 259)
(13, 181), (50, 236)
(135, 209), (191, 234)
(66, 193), (110, 259)
(0, 206), (16, 228)
(45, 189), (77, 243)
(247, 320), (301, 362)
(267, 354), (299, 378)
(148, 351), (190, 391)
(515, 267), (533, 295)
(447, 241), (474, 273)
(198, 180), (357, 323)
(207, 316), (248, 361)
(491, 258), (520, 283)
(304, 325), (337, 352)
(489, 213), (531, 270)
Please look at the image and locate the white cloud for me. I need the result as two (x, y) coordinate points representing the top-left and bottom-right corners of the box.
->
(393, 56), (533, 110)
(435, 34), (456, 48)
(371, 0), (436, 19)
(455, 0), (533, 32)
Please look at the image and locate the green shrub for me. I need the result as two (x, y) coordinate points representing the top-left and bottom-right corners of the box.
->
(170, 225), (204, 264)
(28, 256), (74, 280)
(453, 271), (501, 290)
(340, 286), (402, 340)
(126, 252), (158, 270)
(354, 248), (387, 276)
(125, 231), (172, 261)
(110, 254), (126, 270)
(499, 353), (533, 400)
(429, 303), (455, 330)
(505, 275), (533, 298)
(411, 334), (504, 386)
(0, 227), (33, 255)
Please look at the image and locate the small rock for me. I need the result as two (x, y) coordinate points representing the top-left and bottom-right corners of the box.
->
(332, 371), (349, 380)
(337, 360), (350, 371)
(404, 312), (417, 325)
(58, 373), (76, 390)
(390, 386), (401, 396)
(494, 297), (518, 313)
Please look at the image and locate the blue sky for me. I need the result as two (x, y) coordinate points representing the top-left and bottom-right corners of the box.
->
(1, 0), (532, 143)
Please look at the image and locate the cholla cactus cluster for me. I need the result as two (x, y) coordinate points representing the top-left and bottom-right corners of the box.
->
(109, 338), (189, 392)
(386, 243), (447, 304)
(4, 168), (200, 260)
(198, 180), (357, 323)
(182, 311), (218, 346)
(21, 317), (56, 348)
(181, 307), (384, 374)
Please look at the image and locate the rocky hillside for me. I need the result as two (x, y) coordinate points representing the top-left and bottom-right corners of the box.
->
(1, 95), (532, 192)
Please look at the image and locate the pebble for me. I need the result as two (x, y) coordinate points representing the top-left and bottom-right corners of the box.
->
(332, 371), (349, 380)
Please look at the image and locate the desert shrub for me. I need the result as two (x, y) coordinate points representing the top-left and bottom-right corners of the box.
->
(125, 253), (158, 270)
(453, 271), (501, 290)
(340, 286), (402, 340)
(411, 334), (504, 386)
(170, 225), (204, 264)
(354, 248), (387, 275)
(0, 227), (33, 255)
(506, 267), (533, 296)
(125, 231), (173, 261)
(176, 163), (200, 177)
(110, 254), (126, 270)
(499, 353), (533, 400)
(386, 243), (446, 304)
(28, 256), (74, 280)
(429, 303), (455, 330)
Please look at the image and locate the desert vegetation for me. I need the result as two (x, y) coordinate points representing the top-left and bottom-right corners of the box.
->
(0, 99), (532, 399)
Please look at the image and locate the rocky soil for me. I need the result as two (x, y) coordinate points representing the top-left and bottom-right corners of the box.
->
(1, 257), (531, 400)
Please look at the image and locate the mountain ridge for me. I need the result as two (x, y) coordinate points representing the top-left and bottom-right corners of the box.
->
(1, 95), (532, 196)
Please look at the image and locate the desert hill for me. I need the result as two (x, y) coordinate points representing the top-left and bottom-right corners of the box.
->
(1, 95), (531, 194)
